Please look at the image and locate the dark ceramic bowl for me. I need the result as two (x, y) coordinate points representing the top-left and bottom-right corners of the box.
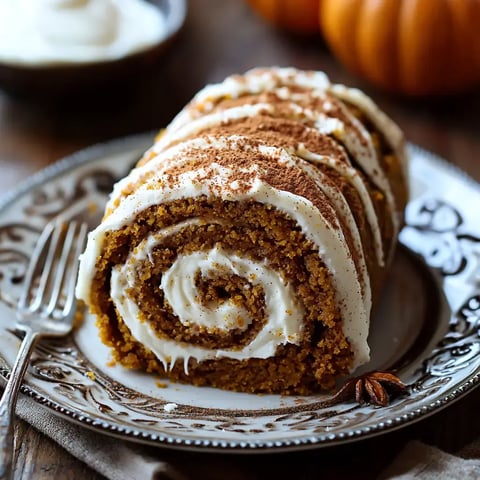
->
(0, 0), (186, 100)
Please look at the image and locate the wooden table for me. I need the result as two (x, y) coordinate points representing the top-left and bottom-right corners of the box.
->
(1, 1), (479, 478)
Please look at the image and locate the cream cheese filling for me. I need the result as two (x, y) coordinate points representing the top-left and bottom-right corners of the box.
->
(110, 227), (304, 369)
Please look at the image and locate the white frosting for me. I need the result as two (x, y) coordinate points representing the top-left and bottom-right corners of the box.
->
(112, 234), (304, 367)
(297, 146), (384, 265)
(291, 150), (371, 304)
(151, 103), (274, 154)
(0, 0), (166, 65)
(163, 403), (177, 412)
(76, 67), (407, 376)
(166, 69), (328, 134)
(330, 84), (408, 182)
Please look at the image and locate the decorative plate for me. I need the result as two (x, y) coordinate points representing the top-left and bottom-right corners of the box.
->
(0, 134), (479, 452)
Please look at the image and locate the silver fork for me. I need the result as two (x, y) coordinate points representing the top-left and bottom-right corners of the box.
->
(0, 220), (87, 480)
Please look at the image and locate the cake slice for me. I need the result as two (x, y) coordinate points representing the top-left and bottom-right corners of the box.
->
(76, 67), (408, 394)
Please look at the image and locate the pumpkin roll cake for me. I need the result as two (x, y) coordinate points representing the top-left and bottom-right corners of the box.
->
(76, 67), (408, 394)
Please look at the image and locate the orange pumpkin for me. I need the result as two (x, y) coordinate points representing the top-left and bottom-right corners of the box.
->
(319, 0), (480, 95)
(247, 0), (321, 34)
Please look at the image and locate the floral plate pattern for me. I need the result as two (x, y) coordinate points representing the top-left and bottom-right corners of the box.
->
(0, 134), (479, 452)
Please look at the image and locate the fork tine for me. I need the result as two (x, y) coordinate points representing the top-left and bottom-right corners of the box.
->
(18, 220), (88, 318)
(17, 222), (55, 313)
(45, 221), (79, 316)
(61, 222), (87, 317)
(27, 221), (64, 314)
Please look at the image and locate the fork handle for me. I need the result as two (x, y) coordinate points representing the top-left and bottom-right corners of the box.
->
(0, 330), (39, 480)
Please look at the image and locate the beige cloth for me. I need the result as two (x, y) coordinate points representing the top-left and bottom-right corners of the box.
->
(16, 396), (186, 480)
(379, 440), (480, 479)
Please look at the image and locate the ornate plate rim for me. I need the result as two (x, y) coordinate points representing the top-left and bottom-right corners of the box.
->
(0, 134), (479, 453)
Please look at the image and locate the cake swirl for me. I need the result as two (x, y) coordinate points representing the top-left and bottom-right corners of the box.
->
(76, 67), (408, 394)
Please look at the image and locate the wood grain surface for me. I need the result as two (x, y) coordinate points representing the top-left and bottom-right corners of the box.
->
(0, 1), (479, 479)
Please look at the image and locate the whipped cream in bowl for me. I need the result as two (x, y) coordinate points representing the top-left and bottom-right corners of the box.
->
(0, 0), (186, 97)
